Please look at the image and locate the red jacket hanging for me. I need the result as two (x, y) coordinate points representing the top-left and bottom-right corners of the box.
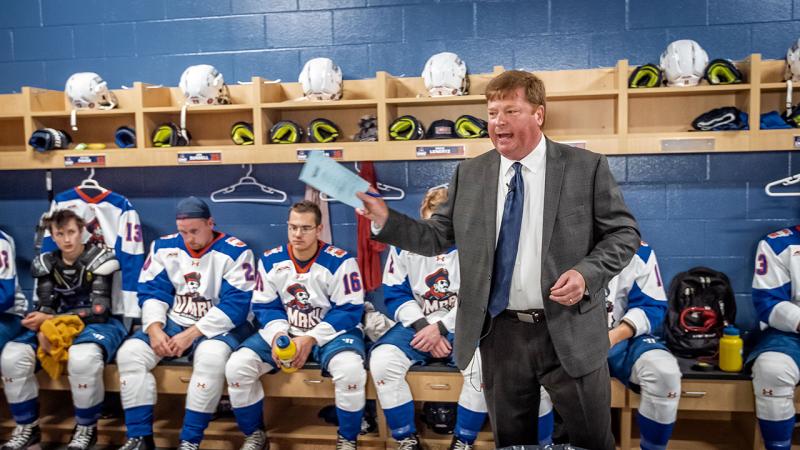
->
(356, 162), (387, 292)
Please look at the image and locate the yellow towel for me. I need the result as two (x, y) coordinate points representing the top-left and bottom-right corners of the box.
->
(37, 315), (84, 380)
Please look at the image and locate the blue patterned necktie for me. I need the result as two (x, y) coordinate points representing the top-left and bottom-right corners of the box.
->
(488, 162), (525, 318)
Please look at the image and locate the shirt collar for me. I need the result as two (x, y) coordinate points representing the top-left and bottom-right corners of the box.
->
(500, 135), (547, 178)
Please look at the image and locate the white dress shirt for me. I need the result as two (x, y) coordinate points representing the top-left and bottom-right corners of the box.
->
(496, 136), (547, 310)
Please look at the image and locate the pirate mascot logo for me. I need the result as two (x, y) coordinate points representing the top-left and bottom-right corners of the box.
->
(286, 283), (322, 330)
(421, 268), (457, 315)
(174, 271), (213, 319)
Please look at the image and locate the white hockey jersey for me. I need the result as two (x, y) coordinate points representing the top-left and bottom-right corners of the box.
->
(41, 187), (145, 317)
(752, 226), (800, 332)
(0, 230), (29, 317)
(606, 242), (668, 336)
(253, 242), (364, 348)
(382, 246), (458, 333)
(138, 232), (255, 338)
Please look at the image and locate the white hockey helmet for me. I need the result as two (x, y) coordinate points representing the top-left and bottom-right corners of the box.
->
(422, 52), (468, 97)
(299, 57), (343, 101)
(785, 39), (800, 82)
(659, 40), (709, 87)
(65, 72), (117, 110)
(179, 64), (230, 105)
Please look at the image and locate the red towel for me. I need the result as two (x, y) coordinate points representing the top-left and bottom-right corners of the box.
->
(356, 162), (387, 292)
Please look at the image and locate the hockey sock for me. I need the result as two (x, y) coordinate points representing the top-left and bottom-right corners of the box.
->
(75, 402), (103, 426)
(384, 401), (416, 440)
(9, 398), (38, 425)
(233, 400), (264, 436)
(538, 408), (554, 445)
(638, 413), (674, 450)
(336, 407), (364, 441)
(454, 405), (487, 444)
(179, 409), (213, 444)
(124, 405), (153, 438)
(759, 417), (795, 450)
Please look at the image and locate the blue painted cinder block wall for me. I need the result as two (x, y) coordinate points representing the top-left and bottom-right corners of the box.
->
(2, 0), (800, 331)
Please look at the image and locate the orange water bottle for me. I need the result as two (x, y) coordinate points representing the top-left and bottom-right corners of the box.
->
(275, 335), (298, 373)
(719, 326), (743, 372)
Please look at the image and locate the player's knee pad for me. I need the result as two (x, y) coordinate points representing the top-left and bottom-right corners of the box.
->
(753, 352), (800, 421)
(187, 339), (231, 413)
(117, 338), (158, 409)
(369, 345), (413, 409)
(458, 352), (487, 413)
(1, 342), (38, 404)
(632, 350), (681, 424)
(67, 343), (105, 408)
(328, 351), (366, 412)
(225, 348), (266, 408)
(539, 386), (553, 417)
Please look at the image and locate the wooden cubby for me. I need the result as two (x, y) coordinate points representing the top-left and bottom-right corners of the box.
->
(2, 54), (800, 170)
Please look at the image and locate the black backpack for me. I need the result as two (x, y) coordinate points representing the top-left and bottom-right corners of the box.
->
(664, 266), (737, 358)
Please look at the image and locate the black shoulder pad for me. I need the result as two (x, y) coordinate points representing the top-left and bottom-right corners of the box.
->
(30, 252), (56, 278)
(83, 246), (120, 276)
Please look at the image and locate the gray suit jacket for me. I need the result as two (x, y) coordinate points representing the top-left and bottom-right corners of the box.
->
(376, 139), (640, 377)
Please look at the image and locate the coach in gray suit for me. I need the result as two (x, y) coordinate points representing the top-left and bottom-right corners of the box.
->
(358, 70), (640, 449)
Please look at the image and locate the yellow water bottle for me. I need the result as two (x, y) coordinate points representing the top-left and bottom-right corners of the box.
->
(274, 335), (298, 373)
(719, 326), (743, 372)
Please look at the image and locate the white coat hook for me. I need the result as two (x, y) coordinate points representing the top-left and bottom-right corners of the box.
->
(70, 109), (78, 131)
(765, 173), (800, 197)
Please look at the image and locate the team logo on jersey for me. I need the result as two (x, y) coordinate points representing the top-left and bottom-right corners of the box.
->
(174, 272), (213, 320)
(325, 246), (346, 258)
(85, 218), (107, 248)
(285, 283), (322, 330)
(421, 268), (457, 314)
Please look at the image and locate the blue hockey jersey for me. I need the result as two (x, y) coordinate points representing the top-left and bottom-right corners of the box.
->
(0, 230), (29, 317)
(606, 242), (668, 336)
(138, 232), (255, 338)
(42, 187), (145, 317)
(252, 242), (364, 348)
(752, 226), (800, 332)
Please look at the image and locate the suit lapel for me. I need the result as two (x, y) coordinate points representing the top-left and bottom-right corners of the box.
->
(541, 139), (564, 261)
(483, 150), (500, 258)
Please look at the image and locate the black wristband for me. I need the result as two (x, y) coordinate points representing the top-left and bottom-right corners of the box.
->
(410, 318), (429, 332)
(437, 321), (449, 336)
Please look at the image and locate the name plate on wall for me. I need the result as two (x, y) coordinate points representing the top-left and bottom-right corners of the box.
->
(177, 152), (222, 164)
(64, 155), (106, 167)
(297, 149), (344, 161)
(660, 138), (715, 152)
(416, 145), (464, 158)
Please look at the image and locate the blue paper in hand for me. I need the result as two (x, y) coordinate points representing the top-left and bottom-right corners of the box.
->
(298, 152), (369, 209)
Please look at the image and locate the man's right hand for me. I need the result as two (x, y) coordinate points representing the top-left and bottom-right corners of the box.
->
(355, 189), (389, 229)
(146, 323), (175, 357)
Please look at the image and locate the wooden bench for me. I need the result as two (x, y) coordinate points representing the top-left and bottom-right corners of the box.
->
(2, 359), (787, 450)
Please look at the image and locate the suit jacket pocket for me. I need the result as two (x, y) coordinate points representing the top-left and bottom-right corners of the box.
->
(578, 297), (601, 314)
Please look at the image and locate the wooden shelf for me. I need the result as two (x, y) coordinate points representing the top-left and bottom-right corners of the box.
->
(2, 54), (800, 169)
(262, 99), (378, 110)
(628, 84), (751, 97)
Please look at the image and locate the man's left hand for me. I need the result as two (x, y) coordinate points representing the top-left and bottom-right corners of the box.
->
(411, 323), (443, 353)
(290, 335), (316, 369)
(549, 269), (586, 306)
(168, 326), (203, 357)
